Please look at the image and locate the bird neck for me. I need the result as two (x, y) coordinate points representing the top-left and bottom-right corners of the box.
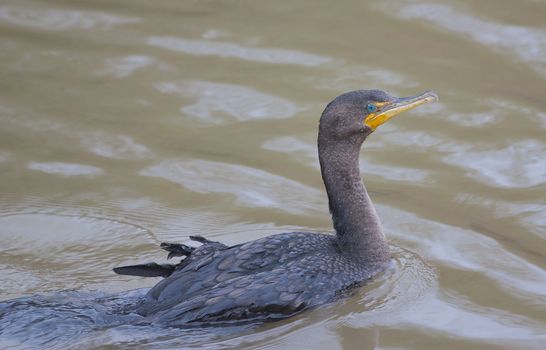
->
(318, 140), (389, 262)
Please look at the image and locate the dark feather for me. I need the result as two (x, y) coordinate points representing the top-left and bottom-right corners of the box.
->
(189, 235), (215, 244)
(160, 242), (195, 259)
(113, 263), (176, 278)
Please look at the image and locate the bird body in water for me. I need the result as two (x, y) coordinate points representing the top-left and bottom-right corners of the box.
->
(114, 89), (438, 327)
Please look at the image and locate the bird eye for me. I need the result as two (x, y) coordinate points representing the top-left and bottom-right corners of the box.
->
(367, 104), (377, 113)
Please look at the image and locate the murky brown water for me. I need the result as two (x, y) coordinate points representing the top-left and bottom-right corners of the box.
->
(1, 0), (545, 349)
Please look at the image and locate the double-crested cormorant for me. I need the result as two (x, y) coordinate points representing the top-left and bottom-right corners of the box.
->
(114, 89), (438, 326)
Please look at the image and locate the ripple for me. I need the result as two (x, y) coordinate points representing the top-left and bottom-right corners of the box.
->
(446, 98), (546, 128)
(0, 212), (156, 297)
(0, 264), (44, 301)
(443, 139), (546, 188)
(140, 158), (324, 215)
(0, 5), (139, 31)
(0, 194), (246, 249)
(340, 246), (436, 326)
(97, 55), (156, 78)
(384, 2), (546, 76)
(487, 98), (546, 131)
(0, 213), (151, 261)
(27, 162), (103, 178)
(155, 80), (299, 124)
(0, 289), (147, 348)
(379, 204), (546, 297)
(79, 132), (154, 160)
(147, 36), (332, 66)
(262, 136), (316, 155)
(380, 130), (443, 148)
(399, 294), (546, 342)
(536, 112), (546, 130)
(0, 110), (154, 161)
(308, 65), (417, 91)
(0, 108), (64, 132)
(492, 201), (546, 239)
(447, 111), (498, 127)
(0, 150), (9, 163)
(360, 159), (429, 182)
(201, 29), (229, 40)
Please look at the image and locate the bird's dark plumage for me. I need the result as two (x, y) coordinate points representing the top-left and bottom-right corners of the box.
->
(114, 89), (438, 326)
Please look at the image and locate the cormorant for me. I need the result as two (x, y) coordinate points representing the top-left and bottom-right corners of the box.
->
(114, 89), (438, 326)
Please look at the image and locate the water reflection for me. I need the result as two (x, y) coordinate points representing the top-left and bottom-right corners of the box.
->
(140, 158), (324, 214)
(444, 139), (546, 188)
(380, 205), (546, 297)
(0, 211), (157, 299)
(0, 4), (139, 31)
(460, 195), (546, 240)
(27, 162), (104, 178)
(79, 132), (154, 160)
(385, 2), (546, 76)
(97, 55), (156, 79)
(156, 80), (299, 124)
(399, 296), (544, 342)
(0, 110), (154, 160)
(0, 151), (10, 163)
(147, 36), (332, 66)
(308, 65), (417, 91)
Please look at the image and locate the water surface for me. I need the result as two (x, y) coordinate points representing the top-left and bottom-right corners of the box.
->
(1, 0), (545, 349)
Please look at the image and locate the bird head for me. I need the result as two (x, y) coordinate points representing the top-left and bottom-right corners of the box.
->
(319, 89), (438, 144)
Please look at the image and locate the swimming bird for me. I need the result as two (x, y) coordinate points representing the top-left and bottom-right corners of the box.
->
(114, 89), (438, 326)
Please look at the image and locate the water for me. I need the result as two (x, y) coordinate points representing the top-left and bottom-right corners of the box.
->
(1, 0), (545, 349)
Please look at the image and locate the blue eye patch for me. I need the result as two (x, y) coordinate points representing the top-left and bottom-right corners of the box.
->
(366, 104), (377, 113)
